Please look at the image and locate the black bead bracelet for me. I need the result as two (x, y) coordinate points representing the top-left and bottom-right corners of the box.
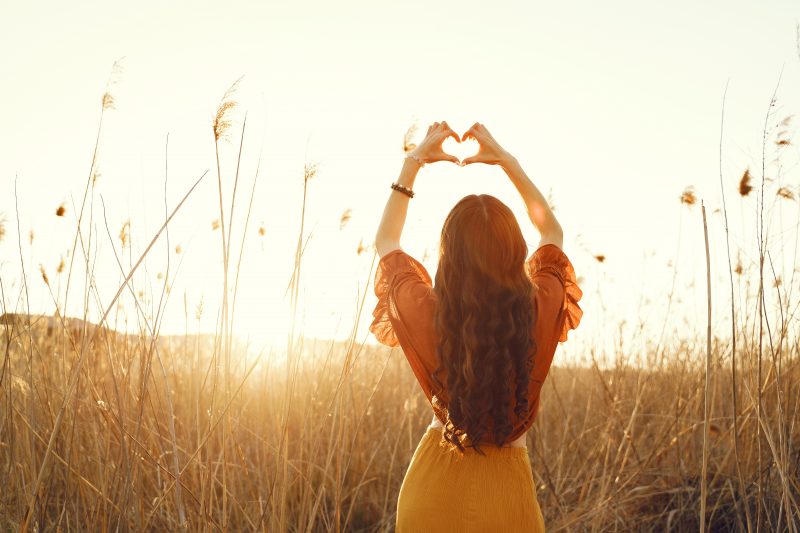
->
(391, 182), (414, 198)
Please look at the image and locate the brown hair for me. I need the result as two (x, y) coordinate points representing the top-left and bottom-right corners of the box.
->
(431, 194), (537, 456)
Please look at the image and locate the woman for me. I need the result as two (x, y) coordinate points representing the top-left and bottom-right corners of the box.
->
(370, 121), (582, 532)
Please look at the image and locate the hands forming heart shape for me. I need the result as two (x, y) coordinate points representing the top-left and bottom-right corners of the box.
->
(409, 121), (512, 167)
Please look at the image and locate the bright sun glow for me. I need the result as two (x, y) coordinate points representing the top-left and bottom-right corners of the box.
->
(1, 0), (799, 361)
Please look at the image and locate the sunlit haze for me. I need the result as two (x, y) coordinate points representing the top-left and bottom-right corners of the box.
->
(2, 0), (800, 362)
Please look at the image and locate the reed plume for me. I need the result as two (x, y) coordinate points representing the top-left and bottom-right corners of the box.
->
(213, 77), (242, 142)
(340, 208), (352, 230)
(119, 220), (129, 248)
(680, 186), (696, 205)
(403, 122), (419, 153)
(776, 186), (794, 200)
(739, 169), (753, 196)
(101, 57), (124, 110)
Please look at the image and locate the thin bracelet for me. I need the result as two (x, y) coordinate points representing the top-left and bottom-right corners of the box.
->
(390, 182), (414, 198)
(405, 152), (425, 168)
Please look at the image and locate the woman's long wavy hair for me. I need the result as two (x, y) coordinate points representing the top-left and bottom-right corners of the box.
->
(430, 194), (537, 456)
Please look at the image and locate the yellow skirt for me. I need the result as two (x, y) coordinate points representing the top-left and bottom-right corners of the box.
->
(396, 427), (545, 532)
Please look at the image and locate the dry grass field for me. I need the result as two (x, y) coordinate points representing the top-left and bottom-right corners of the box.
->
(1, 312), (798, 531)
(1, 79), (799, 532)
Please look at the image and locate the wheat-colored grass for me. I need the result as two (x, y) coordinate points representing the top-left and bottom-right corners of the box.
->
(2, 313), (798, 531)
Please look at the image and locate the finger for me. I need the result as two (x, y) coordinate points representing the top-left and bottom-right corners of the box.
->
(441, 124), (460, 143)
(430, 150), (460, 165)
(461, 127), (475, 142)
(461, 154), (484, 166)
(441, 153), (460, 165)
(464, 129), (484, 143)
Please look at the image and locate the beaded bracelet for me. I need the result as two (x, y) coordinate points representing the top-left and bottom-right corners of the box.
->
(405, 152), (426, 168)
(391, 182), (414, 198)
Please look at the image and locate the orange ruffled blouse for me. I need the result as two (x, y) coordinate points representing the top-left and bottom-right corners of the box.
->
(369, 244), (583, 444)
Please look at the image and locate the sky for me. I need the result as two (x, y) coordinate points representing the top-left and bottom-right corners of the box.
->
(2, 0), (800, 362)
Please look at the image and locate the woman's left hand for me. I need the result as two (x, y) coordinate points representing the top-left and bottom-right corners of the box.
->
(409, 121), (461, 165)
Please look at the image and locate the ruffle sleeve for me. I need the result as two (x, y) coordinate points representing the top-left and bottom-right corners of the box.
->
(369, 248), (433, 347)
(527, 244), (583, 342)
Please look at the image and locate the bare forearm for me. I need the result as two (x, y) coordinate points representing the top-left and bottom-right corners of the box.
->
(374, 158), (421, 256)
(500, 154), (563, 242)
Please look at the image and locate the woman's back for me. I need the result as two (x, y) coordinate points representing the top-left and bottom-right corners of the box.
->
(369, 242), (582, 449)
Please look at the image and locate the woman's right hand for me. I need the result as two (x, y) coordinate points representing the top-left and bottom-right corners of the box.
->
(459, 122), (514, 166)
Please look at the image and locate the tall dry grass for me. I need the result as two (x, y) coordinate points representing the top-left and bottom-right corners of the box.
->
(1, 66), (800, 532)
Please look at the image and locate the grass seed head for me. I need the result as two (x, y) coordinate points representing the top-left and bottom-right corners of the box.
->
(340, 209), (352, 230)
(56, 204), (66, 217)
(214, 76), (243, 141)
(119, 221), (129, 248)
(195, 298), (204, 320)
(403, 123), (419, 153)
(102, 93), (116, 110)
(102, 58), (125, 110)
(547, 189), (557, 211)
(777, 186), (795, 200)
(304, 161), (319, 183)
(739, 169), (752, 196)
(680, 187), (696, 206)
(39, 265), (49, 286)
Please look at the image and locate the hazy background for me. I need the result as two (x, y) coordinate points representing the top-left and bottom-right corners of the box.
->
(2, 0), (799, 362)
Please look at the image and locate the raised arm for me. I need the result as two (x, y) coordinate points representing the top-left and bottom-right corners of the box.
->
(374, 158), (419, 258)
(374, 121), (461, 258)
(461, 122), (563, 249)
(500, 155), (563, 249)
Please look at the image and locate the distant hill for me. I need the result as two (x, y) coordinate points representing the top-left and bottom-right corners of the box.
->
(0, 312), (216, 352)
(1, 312), (377, 362)
(1, 312), (99, 338)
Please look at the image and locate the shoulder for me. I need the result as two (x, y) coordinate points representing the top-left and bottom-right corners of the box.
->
(370, 248), (436, 347)
(376, 248), (433, 286)
(527, 244), (583, 344)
